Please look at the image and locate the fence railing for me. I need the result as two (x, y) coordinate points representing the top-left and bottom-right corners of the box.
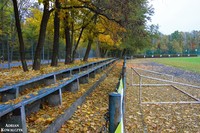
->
(131, 67), (200, 104)
(109, 57), (126, 133)
(132, 54), (198, 58)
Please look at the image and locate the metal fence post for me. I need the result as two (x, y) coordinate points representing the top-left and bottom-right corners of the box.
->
(122, 58), (126, 79)
(21, 106), (27, 133)
(139, 76), (142, 104)
(131, 68), (134, 85)
(109, 92), (122, 133)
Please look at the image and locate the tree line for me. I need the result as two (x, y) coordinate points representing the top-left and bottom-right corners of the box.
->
(146, 28), (200, 56)
(0, 0), (154, 72)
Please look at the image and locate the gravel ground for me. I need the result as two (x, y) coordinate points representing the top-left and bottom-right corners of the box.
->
(129, 59), (200, 85)
(130, 59), (200, 85)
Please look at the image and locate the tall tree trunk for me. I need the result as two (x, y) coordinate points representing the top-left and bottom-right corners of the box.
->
(71, 27), (84, 62)
(71, 14), (96, 62)
(70, 21), (74, 57)
(33, 1), (50, 70)
(121, 48), (126, 57)
(83, 38), (93, 61)
(100, 49), (107, 58)
(1, 0), (8, 63)
(31, 40), (34, 62)
(100, 48), (104, 58)
(64, 12), (71, 64)
(12, 0), (28, 71)
(6, 38), (11, 69)
(51, 0), (60, 66)
(95, 41), (100, 58)
(83, 14), (97, 61)
(10, 45), (14, 63)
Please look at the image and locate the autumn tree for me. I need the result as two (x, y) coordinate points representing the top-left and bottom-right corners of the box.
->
(59, 0), (153, 58)
(0, 1), (11, 64)
(80, 0), (153, 56)
(71, 12), (97, 62)
(51, 0), (60, 66)
(92, 14), (126, 58)
(4, 0), (156, 71)
(59, 1), (94, 63)
(12, 0), (28, 71)
(83, 14), (98, 61)
(147, 30), (200, 55)
(63, 10), (71, 64)
(120, 0), (153, 56)
(33, 0), (53, 70)
(23, 7), (41, 61)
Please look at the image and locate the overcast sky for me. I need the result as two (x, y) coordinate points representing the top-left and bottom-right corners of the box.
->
(148, 0), (200, 35)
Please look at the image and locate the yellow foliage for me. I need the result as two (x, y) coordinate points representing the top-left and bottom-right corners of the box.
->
(25, 8), (42, 34)
(98, 34), (114, 45)
(96, 16), (126, 50)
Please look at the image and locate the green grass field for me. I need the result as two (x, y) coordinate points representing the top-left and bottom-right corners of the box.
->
(153, 57), (200, 73)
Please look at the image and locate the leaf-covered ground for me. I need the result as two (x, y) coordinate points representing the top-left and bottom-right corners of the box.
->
(26, 61), (121, 132)
(57, 62), (122, 133)
(2, 58), (199, 132)
(125, 59), (200, 133)
(0, 58), (103, 88)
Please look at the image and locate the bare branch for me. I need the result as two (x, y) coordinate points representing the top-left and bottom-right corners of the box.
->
(59, 3), (123, 27)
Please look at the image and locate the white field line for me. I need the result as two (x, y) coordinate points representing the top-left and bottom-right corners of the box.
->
(141, 101), (200, 104)
(171, 85), (200, 101)
(133, 67), (174, 81)
(141, 75), (200, 89)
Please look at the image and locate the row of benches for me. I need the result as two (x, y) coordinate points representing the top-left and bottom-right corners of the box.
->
(0, 58), (113, 102)
(0, 58), (116, 133)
